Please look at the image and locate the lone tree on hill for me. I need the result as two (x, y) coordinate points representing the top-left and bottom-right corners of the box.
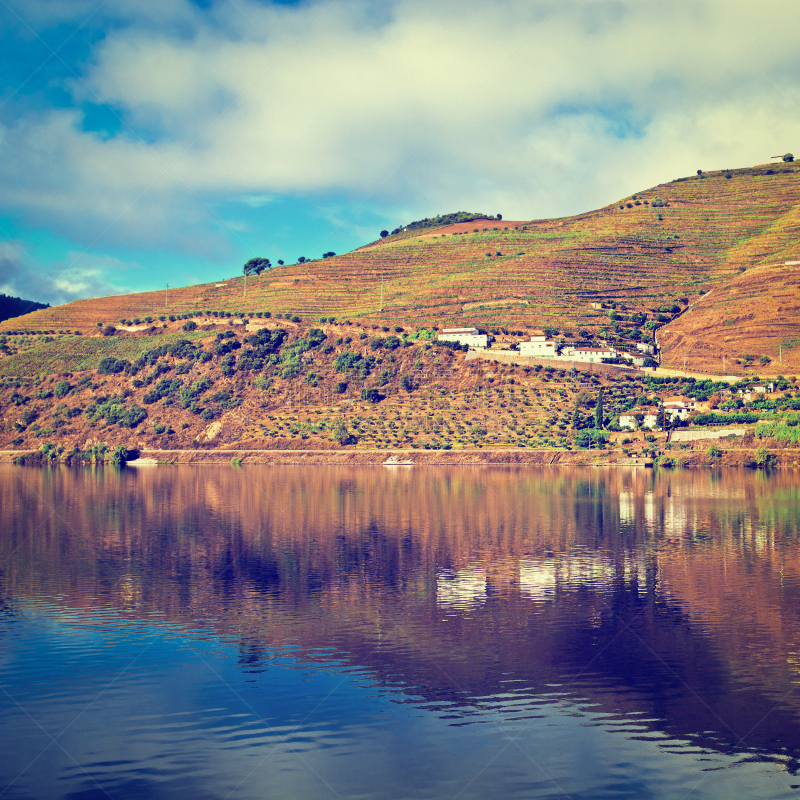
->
(380, 230), (389, 238)
(772, 153), (794, 162)
(243, 257), (271, 276)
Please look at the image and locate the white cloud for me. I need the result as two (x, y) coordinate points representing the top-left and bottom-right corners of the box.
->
(2, 0), (800, 253)
(0, 242), (131, 304)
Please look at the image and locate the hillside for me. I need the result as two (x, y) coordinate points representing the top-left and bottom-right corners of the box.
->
(0, 161), (799, 377)
(659, 262), (800, 374)
(0, 318), (648, 454)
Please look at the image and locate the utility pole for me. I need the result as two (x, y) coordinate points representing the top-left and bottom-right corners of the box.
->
(380, 276), (384, 312)
(244, 272), (247, 300)
(165, 283), (168, 308)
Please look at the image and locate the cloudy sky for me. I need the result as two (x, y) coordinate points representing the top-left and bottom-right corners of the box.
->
(1, 0), (798, 305)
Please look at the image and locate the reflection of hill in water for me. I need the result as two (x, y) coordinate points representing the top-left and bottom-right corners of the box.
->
(2, 465), (800, 766)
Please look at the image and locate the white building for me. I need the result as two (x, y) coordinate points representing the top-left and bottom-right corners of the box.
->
(636, 342), (655, 354)
(437, 327), (488, 348)
(563, 345), (617, 363)
(619, 398), (695, 430)
(518, 329), (556, 357)
(619, 409), (660, 430)
(663, 403), (692, 422)
(663, 396), (697, 414)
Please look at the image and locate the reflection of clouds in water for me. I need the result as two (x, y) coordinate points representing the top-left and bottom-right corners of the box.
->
(436, 567), (486, 608)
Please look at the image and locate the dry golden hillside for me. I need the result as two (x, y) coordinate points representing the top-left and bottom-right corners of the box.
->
(659, 262), (800, 375)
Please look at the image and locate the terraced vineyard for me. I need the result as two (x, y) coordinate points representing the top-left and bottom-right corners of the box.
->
(660, 261), (800, 374)
(2, 162), (799, 374)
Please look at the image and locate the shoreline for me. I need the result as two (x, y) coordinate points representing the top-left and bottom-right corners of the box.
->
(1, 447), (797, 468)
(1, 447), (651, 466)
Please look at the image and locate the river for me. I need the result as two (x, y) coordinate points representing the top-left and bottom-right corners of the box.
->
(1, 465), (799, 799)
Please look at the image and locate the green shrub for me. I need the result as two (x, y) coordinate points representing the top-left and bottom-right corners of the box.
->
(754, 447), (775, 468)
(331, 417), (355, 445)
(54, 380), (71, 398)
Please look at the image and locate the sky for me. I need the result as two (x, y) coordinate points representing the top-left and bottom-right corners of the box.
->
(0, 0), (799, 306)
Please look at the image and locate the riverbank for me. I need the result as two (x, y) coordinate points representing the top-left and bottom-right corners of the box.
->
(0, 447), (653, 466)
(3, 446), (799, 468)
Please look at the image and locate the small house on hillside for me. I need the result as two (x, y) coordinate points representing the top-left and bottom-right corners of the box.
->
(619, 409), (660, 431)
(662, 403), (692, 422)
(518, 330), (556, 357)
(620, 398), (695, 431)
(437, 327), (488, 348)
(620, 353), (650, 367)
(636, 342), (655, 354)
(663, 396), (697, 411)
(564, 345), (617, 363)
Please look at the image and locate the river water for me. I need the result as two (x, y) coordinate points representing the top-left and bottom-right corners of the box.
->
(1, 465), (799, 799)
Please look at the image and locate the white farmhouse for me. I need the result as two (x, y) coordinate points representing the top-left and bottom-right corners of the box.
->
(636, 342), (655, 354)
(619, 408), (660, 430)
(663, 397), (697, 418)
(437, 327), (488, 348)
(564, 345), (617, 363)
(619, 412), (638, 430)
(518, 329), (556, 357)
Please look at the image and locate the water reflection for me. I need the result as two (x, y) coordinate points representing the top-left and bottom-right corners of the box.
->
(1, 465), (800, 798)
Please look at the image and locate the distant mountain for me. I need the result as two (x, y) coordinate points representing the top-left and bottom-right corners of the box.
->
(0, 293), (49, 323)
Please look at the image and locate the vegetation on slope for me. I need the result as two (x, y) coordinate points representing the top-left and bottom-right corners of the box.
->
(3, 315), (798, 466)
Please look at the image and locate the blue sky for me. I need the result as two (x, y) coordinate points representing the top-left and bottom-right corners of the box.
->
(1, 0), (799, 305)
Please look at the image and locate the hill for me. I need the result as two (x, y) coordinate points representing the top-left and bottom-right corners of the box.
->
(0, 161), (799, 377)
